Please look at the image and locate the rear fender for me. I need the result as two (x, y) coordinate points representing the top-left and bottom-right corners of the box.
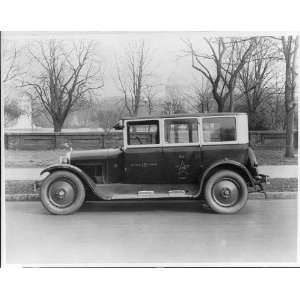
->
(193, 159), (255, 199)
(40, 164), (109, 200)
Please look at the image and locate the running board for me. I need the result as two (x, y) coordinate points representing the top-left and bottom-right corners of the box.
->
(94, 184), (199, 201)
(111, 190), (193, 200)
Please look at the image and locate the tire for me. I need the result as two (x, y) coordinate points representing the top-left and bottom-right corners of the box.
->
(204, 170), (248, 214)
(40, 171), (86, 215)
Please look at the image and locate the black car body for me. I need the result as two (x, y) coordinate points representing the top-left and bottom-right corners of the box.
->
(39, 113), (269, 214)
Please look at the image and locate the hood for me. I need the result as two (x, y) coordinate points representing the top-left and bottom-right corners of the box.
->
(70, 148), (122, 162)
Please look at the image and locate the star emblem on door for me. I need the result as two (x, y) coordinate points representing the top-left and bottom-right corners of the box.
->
(176, 159), (190, 180)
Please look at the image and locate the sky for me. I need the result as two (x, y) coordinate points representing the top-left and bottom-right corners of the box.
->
(2, 31), (213, 99)
(3, 31), (295, 103)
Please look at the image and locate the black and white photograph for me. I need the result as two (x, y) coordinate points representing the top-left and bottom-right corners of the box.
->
(2, 1), (300, 299)
(2, 30), (298, 267)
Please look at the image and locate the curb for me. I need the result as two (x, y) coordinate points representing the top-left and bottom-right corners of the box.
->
(249, 192), (297, 200)
(5, 192), (298, 202)
(5, 194), (40, 201)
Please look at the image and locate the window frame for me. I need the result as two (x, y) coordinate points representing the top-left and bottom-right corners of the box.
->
(124, 119), (162, 149)
(200, 116), (238, 145)
(162, 117), (201, 147)
(123, 115), (244, 149)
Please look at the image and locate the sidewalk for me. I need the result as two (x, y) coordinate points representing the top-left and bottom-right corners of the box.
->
(5, 168), (47, 181)
(4, 165), (298, 181)
(258, 165), (298, 178)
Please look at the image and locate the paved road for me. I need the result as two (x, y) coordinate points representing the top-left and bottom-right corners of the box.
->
(4, 165), (298, 181)
(6, 199), (297, 265)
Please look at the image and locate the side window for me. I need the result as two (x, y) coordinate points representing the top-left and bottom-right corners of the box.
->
(127, 120), (160, 145)
(203, 117), (236, 143)
(164, 118), (199, 144)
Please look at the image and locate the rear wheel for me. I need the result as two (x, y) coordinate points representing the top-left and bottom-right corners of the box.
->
(204, 170), (248, 214)
(40, 171), (86, 214)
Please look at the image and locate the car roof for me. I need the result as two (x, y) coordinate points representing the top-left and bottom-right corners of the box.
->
(120, 112), (247, 121)
(113, 112), (247, 129)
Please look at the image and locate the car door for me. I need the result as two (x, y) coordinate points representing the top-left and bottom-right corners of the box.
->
(123, 119), (164, 184)
(162, 118), (202, 184)
(200, 116), (246, 168)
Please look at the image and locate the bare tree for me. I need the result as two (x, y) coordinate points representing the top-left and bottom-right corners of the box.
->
(143, 84), (158, 115)
(4, 100), (25, 127)
(238, 37), (276, 122)
(2, 41), (28, 126)
(143, 84), (161, 115)
(96, 107), (124, 134)
(266, 94), (285, 130)
(1, 43), (21, 85)
(116, 40), (153, 116)
(22, 40), (103, 132)
(281, 35), (299, 157)
(185, 37), (255, 112)
(162, 84), (186, 115)
(190, 79), (213, 113)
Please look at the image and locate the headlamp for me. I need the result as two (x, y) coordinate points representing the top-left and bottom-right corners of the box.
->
(59, 152), (70, 164)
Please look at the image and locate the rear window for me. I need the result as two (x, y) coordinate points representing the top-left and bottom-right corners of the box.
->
(203, 117), (236, 143)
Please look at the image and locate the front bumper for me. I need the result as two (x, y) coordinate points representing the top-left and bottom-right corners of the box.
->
(251, 173), (270, 199)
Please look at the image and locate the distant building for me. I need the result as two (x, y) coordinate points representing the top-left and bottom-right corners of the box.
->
(6, 96), (35, 130)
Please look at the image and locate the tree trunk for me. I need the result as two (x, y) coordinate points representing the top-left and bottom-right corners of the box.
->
(283, 37), (295, 158)
(284, 66), (295, 157)
(285, 109), (294, 157)
(53, 119), (63, 132)
(248, 109), (254, 130)
(212, 89), (225, 112)
(217, 101), (225, 112)
(282, 35), (299, 158)
(229, 92), (234, 112)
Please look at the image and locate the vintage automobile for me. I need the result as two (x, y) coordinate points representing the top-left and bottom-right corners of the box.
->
(38, 113), (269, 215)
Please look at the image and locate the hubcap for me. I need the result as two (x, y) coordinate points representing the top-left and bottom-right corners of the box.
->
(48, 179), (76, 208)
(212, 178), (240, 207)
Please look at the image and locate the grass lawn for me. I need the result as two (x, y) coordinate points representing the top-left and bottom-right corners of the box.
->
(255, 149), (298, 165)
(264, 178), (297, 192)
(5, 149), (67, 168)
(5, 148), (298, 168)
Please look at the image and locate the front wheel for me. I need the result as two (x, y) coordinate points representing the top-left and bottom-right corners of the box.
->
(40, 171), (86, 215)
(204, 170), (248, 214)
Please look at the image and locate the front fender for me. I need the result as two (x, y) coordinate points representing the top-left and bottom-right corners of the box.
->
(193, 159), (255, 199)
(40, 164), (109, 200)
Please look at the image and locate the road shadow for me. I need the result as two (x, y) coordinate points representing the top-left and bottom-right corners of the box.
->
(6, 200), (254, 216)
(80, 200), (213, 213)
